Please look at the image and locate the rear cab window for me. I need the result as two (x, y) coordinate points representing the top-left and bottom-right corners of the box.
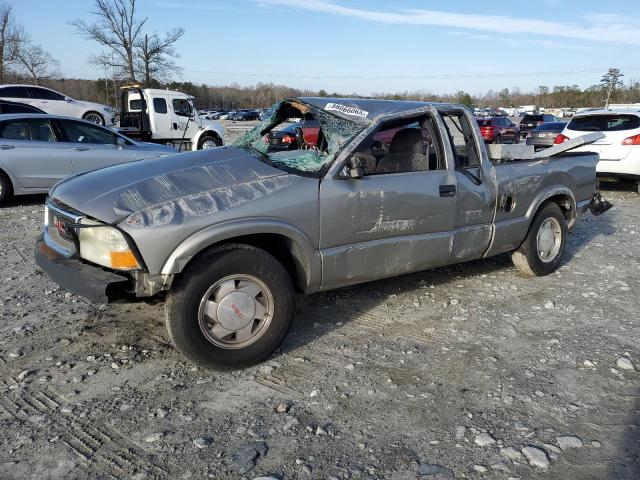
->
(567, 114), (640, 132)
(153, 98), (168, 114)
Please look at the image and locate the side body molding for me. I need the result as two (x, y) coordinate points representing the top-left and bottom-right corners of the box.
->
(160, 218), (322, 293)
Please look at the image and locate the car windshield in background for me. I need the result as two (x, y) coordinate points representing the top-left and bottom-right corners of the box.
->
(522, 115), (543, 122)
(533, 122), (566, 132)
(568, 114), (640, 132)
(233, 101), (364, 176)
(477, 119), (493, 126)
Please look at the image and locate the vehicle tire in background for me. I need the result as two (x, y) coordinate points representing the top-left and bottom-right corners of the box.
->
(82, 111), (105, 125)
(512, 134), (519, 144)
(0, 171), (13, 206)
(495, 135), (502, 144)
(512, 202), (567, 277)
(198, 134), (222, 150)
(165, 244), (295, 368)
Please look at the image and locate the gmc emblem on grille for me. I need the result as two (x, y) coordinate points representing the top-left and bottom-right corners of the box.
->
(53, 217), (70, 239)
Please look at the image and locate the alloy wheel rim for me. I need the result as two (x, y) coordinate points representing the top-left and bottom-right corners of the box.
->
(536, 217), (562, 263)
(202, 139), (217, 149)
(197, 274), (274, 349)
(84, 113), (103, 125)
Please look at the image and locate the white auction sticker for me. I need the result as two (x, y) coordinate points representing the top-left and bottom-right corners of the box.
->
(324, 103), (369, 118)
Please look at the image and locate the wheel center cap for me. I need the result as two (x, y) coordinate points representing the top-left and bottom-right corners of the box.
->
(217, 292), (255, 331)
(539, 229), (554, 252)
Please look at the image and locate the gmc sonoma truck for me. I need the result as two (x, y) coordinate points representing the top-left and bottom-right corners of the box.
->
(35, 98), (610, 368)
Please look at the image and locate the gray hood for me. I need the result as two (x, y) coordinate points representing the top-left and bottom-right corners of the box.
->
(52, 146), (288, 224)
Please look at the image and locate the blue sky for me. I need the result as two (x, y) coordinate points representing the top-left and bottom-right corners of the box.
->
(8, 0), (640, 95)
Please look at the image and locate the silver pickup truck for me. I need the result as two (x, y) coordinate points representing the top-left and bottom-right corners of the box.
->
(35, 97), (610, 368)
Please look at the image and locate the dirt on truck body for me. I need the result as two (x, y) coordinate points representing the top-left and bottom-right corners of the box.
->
(35, 97), (610, 368)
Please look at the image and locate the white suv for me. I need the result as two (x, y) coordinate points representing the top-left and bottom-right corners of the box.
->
(557, 110), (640, 192)
(0, 84), (117, 126)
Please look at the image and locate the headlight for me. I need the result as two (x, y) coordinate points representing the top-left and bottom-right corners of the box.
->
(77, 219), (140, 270)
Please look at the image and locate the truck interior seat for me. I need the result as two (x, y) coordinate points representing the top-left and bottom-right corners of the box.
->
(376, 128), (427, 174)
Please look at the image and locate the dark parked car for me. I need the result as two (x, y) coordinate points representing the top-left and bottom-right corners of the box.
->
(477, 117), (520, 143)
(525, 121), (567, 150)
(520, 114), (560, 138)
(0, 100), (45, 114)
(267, 119), (320, 151)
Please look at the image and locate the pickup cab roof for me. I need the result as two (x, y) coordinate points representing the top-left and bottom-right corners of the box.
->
(294, 97), (455, 123)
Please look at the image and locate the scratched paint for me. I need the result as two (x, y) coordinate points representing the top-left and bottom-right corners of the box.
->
(122, 175), (301, 228)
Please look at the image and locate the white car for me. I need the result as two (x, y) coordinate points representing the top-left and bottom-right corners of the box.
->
(0, 84), (117, 126)
(558, 109), (640, 192)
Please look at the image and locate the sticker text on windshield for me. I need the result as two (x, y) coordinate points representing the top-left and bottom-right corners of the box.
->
(324, 103), (369, 118)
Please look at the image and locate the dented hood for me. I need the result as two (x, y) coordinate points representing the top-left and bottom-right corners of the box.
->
(51, 146), (288, 224)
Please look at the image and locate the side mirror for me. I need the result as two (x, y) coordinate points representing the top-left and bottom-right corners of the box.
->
(115, 137), (126, 149)
(347, 154), (366, 179)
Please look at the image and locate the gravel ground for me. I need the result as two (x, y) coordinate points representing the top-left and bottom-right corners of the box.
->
(0, 173), (639, 479)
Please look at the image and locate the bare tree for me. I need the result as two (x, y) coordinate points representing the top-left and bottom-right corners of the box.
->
(0, 4), (26, 83)
(16, 44), (61, 84)
(72, 0), (147, 82)
(600, 68), (624, 108)
(136, 28), (184, 87)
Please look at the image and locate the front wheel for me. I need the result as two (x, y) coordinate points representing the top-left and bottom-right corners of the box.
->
(82, 111), (105, 125)
(165, 244), (295, 368)
(512, 202), (567, 277)
(198, 134), (222, 150)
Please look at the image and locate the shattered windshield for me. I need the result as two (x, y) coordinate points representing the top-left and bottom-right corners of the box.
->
(233, 100), (365, 176)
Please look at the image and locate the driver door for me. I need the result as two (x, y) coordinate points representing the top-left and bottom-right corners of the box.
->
(171, 97), (199, 142)
(318, 113), (457, 290)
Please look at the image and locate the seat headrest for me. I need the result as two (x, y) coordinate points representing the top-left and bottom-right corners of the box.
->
(388, 128), (423, 155)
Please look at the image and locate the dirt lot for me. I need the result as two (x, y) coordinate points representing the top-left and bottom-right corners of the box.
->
(1, 173), (639, 479)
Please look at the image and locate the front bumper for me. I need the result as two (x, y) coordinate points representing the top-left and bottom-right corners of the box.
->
(35, 234), (129, 303)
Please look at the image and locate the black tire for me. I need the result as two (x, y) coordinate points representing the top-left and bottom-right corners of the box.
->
(495, 135), (502, 144)
(0, 171), (13, 206)
(165, 244), (295, 368)
(82, 111), (105, 125)
(198, 134), (222, 150)
(512, 133), (519, 144)
(512, 202), (567, 277)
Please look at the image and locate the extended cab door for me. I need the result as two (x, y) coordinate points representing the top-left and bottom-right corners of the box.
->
(437, 108), (497, 261)
(0, 117), (72, 189)
(56, 119), (141, 173)
(319, 112), (457, 290)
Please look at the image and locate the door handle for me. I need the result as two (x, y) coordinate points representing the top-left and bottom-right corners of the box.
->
(74, 147), (90, 151)
(439, 184), (456, 197)
(0, 144), (15, 150)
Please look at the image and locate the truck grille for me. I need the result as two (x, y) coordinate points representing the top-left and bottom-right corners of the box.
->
(44, 200), (84, 257)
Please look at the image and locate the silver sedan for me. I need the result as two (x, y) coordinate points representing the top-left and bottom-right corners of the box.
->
(0, 114), (176, 205)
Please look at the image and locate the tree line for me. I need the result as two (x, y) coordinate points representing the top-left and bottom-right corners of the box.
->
(1, 0), (639, 110)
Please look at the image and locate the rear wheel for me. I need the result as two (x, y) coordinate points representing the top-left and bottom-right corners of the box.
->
(495, 135), (502, 144)
(512, 202), (567, 277)
(83, 111), (105, 125)
(0, 171), (13, 206)
(165, 244), (295, 368)
(512, 133), (519, 144)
